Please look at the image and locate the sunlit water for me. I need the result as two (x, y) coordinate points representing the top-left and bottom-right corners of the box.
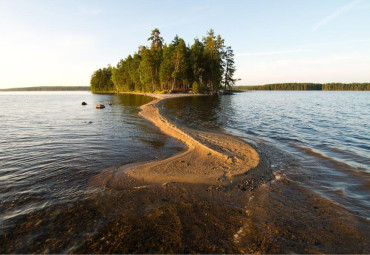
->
(163, 91), (370, 220)
(0, 91), (369, 253)
(0, 92), (183, 231)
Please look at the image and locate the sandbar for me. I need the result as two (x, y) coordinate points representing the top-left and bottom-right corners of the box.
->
(96, 93), (260, 188)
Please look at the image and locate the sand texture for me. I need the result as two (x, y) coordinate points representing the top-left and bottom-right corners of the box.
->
(101, 93), (260, 187)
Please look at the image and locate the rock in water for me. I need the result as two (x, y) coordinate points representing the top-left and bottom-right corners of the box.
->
(96, 104), (105, 109)
(82, 102), (87, 105)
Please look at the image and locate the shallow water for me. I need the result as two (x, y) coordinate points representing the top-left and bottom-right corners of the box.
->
(163, 91), (370, 220)
(0, 92), (183, 233)
(162, 91), (369, 252)
(0, 91), (369, 253)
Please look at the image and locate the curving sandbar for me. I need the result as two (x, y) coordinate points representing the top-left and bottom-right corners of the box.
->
(97, 93), (260, 188)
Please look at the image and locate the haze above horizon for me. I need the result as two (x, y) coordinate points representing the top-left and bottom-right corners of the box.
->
(1, 0), (369, 89)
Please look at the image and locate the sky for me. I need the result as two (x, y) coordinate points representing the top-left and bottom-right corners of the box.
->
(0, 0), (369, 88)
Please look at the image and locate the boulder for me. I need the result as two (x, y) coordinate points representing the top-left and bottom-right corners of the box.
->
(81, 102), (87, 105)
(96, 104), (105, 109)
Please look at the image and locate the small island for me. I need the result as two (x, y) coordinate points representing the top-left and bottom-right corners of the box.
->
(90, 29), (236, 94)
(90, 29), (259, 189)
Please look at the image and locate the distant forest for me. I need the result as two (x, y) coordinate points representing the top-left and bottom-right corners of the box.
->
(90, 29), (236, 93)
(235, 83), (370, 91)
(0, 86), (90, 91)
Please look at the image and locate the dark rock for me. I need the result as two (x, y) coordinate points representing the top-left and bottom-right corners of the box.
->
(96, 104), (105, 109)
(222, 90), (234, 95)
(81, 102), (87, 105)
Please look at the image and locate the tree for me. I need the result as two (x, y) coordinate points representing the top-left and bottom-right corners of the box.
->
(202, 29), (224, 91)
(90, 67), (114, 93)
(148, 28), (163, 91)
(111, 56), (135, 92)
(222, 46), (236, 90)
(159, 44), (175, 90)
(130, 53), (143, 91)
(190, 38), (205, 85)
(171, 38), (189, 91)
(138, 46), (153, 92)
(90, 28), (238, 94)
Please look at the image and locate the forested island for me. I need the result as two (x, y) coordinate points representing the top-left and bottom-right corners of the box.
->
(0, 86), (90, 91)
(90, 29), (236, 94)
(236, 83), (370, 91)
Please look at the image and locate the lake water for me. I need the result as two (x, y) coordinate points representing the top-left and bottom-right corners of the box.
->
(0, 92), (183, 241)
(0, 91), (369, 253)
(163, 91), (370, 220)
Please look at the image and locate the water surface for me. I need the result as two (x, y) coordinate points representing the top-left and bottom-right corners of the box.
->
(162, 91), (369, 252)
(0, 91), (369, 253)
(0, 92), (183, 234)
(163, 91), (369, 218)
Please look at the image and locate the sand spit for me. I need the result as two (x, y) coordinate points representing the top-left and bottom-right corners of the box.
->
(97, 93), (259, 188)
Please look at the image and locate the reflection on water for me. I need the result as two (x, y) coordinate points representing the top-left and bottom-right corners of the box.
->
(163, 92), (370, 219)
(0, 92), (184, 251)
(0, 91), (369, 253)
(162, 91), (370, 252)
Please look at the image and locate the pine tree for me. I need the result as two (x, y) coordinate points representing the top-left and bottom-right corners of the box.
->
(222, 46), (236, 90)
(171, 38), (189, 91)
(159, 44), (175, 90)
(203, 29), (224, 91)
(138, 46), (153, 92)
(148, 28), (163, 91)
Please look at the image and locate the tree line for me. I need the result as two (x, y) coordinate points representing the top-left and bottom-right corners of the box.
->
(235, 83), (370, 91)
(90, 29), (236, 94)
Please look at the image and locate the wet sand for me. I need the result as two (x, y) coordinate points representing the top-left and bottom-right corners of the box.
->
(2, 93), (368, 253)
(92, 93), (259, 188)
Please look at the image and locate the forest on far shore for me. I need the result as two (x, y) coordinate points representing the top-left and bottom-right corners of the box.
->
(90, 29), (236, 94)
(235, 83), (370, 91)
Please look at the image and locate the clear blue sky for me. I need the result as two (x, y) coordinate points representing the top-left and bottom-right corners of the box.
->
(0, 0), (369, 88)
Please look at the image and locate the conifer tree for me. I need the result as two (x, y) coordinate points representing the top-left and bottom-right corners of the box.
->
(171, 38), (189, 91)
(203, 29), (224, 91)
(159, 44), (175, 90)
(91, 28), (236, 94)
(222, 46), (236, 90)
(148, 28), (163, 91)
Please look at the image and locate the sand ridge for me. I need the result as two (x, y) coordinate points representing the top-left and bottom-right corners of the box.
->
(101, 93), (260, 187)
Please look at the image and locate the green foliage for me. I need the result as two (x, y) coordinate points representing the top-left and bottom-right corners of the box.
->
(202, 29), (225, 91)
(192, 81), (201, 93)
(90, 67), (114, 93)
(235, 83), (370, 91)
(190, 39), (205, 84)
(90, 29), (235, 94)
(222, 46), (236, 90)
(159, 44), (175, 90)
(322, 83), (370, 91)
(138, 46), (154, 92)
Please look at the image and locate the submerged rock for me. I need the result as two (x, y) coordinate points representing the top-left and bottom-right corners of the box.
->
(96, 104), (105, 109)
(222, 90), (234, 95)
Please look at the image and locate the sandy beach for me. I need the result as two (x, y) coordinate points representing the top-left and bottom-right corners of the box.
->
(96, 93), (260, 188)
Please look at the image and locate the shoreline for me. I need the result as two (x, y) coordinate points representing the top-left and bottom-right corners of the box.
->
(96, 92), (260, 186)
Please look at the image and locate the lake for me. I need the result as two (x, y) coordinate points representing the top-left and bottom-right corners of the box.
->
(0, 91), (369, 253)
